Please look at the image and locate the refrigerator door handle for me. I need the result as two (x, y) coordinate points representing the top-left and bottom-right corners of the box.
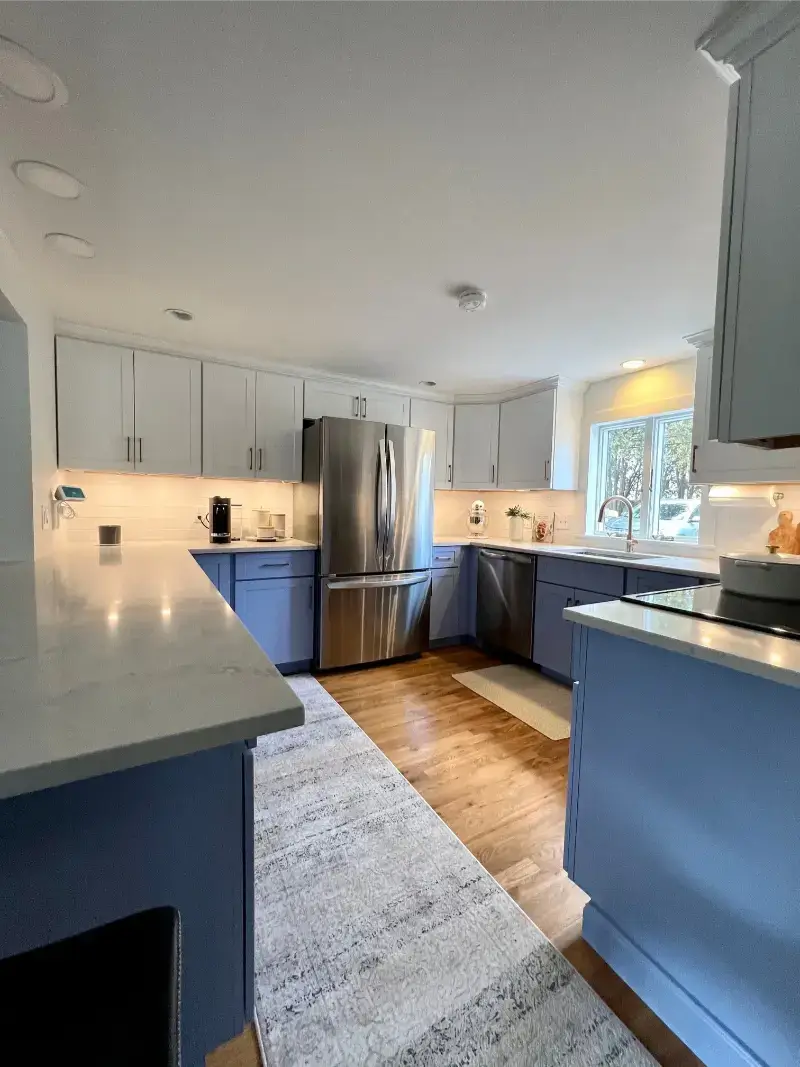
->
(325, 573), (430, 590)
(386, 438), (397, 567)
(377, 439), (389, 570)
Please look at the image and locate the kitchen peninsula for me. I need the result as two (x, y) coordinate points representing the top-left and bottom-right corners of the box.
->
(0, 543), (304, 1066)
(563, 598), (800, 1067)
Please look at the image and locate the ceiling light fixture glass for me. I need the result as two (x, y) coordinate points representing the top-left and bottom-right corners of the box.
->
(621, 359), (646, 370)
(419, 380), (437, 387)
(13, 160), (84, 199)
(44, 233), (95, 258)
(165, 308), (194, 322)
(0, 36), (68, 106)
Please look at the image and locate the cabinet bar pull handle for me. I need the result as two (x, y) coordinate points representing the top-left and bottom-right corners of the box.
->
(138, 437), (143, 463)
(248, 447), (253, 471)
(691, 444), (698, 473)
(308, 583), (313, 610)
(126, 436), (131, 462)
(259, 561), (290, 568)
(544, 458), (550, 481)
(258, 447), (263, 471)
(361, 397), (367, 418)
(492, 462), (495, 482)
(353, 396), (360, 417)
(448, 463), (452, 483)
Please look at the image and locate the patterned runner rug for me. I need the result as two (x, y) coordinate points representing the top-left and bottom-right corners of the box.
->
(254, 674), (655, 1066)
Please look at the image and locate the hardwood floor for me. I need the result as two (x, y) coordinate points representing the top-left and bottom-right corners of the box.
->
(207, 647), (703, 1067)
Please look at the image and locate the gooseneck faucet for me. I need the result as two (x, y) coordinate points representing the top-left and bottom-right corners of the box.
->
(598, 495), (637, 553)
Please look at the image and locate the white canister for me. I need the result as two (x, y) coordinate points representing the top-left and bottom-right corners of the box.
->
(508, 515), (523, 541)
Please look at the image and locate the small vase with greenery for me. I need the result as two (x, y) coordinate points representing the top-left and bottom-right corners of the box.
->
(505, 505), (531, 541)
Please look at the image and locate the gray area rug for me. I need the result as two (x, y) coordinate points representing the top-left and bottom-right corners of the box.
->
(254, 675), (656, 1066)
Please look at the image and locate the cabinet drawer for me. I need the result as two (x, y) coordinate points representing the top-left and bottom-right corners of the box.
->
(235, 550), (316, 581)
(431, 546), (462, 569)
(537, 557), (625, 597)
(625, 569), (700, 596)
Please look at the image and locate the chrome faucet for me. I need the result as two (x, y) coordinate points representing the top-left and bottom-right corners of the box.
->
(598, 495), (638, 553)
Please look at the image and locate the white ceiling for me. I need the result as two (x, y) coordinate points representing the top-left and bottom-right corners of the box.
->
(0, 1), (730, 392)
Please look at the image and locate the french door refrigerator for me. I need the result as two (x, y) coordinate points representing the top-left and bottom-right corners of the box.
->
(297, 417), (434, 669)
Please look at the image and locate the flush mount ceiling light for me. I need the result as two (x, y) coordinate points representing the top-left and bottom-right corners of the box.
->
(44, 232), (95, 258)
(621, 359), (646, 370)
(419, 380), (437, 387)
(13, 160), (84, 199)
(457, 289), (487, 313)
(164, 308), (194, 322)
(0, 36), (68, 106)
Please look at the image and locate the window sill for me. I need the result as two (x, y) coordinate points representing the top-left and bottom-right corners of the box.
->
(577, 534), (717, 559)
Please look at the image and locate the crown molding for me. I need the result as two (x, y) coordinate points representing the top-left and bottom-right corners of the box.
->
(683, 327), (714, 350)
(697, 1), (800, 71)
(454, 375), (587, 405)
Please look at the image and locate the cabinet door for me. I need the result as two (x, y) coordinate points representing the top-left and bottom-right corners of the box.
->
(717, 27), (800, 444)
(533, 581), (574, 679)
(234, 577), (314, 667)
(56, 337), (134, 471)
(255, 372), (303, 481)
(452, 404), (500, 489)
(430, 568), (460, 642)
(191, 552), (232, 606)
(202, 363), (256, 478)
(360, 388), (409, 426)
(498, 390), (555, 490)
(133, 350), (201, 475)
(303, 380), (360, 421)
(410, 398), (454, 489)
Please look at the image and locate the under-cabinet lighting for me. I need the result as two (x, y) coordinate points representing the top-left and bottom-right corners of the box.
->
(708, 485), (776, 508)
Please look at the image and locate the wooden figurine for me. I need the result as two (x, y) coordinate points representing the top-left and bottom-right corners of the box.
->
(768, 510), (797, 553)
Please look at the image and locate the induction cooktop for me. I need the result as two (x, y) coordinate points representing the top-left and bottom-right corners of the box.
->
(621, 583), (800, 641)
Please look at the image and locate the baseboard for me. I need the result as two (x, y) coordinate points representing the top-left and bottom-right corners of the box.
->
(277, 659), (313, 676)
(582, 903), (766, 1067)
(428, 635), (472, 649)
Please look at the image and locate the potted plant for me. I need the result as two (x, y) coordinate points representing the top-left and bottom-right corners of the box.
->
(505, 505), (531, 541)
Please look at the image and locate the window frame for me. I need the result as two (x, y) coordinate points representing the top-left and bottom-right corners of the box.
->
(586, 409), (714, 551)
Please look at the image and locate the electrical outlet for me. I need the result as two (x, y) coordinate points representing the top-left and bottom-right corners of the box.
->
(556, 516), (570, 530)
(41, 504), (51, 530)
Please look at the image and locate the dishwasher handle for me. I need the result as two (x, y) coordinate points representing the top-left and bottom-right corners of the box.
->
(479, 549), (533, 565)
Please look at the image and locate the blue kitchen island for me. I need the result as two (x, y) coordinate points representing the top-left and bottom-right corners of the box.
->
(564, 598), (800, 1067)
(0, 544), (304, 1066)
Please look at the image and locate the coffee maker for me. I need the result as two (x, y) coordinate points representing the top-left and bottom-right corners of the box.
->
(207, 496), (231, 544)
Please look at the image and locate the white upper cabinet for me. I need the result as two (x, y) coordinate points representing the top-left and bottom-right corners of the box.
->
(202, 362), (257, 478)
(498, 391), (554, 490)
(303, 380), (361, 421)
(452, 403), (500, 490)
(409, 398), (454, 489)
(255, 371), (303, 481)
(691, 334), (800, 484)
(57, 337), (134, 472)
(133, 349), (201, 476)
(360, 387), (409, 426)
(703, 9), (800, 446)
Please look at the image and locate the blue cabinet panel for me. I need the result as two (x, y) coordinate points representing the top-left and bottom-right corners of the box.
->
(235, 576), (314, 668)
(191, 552), (232, 606)
(625, 568), (701, 595)
(430, 568), (460, 641)
(235, 550), (315, 581)
(537, 556), (625, 597)
(431, 546), (464, 569)
(533, 581), (574, 678)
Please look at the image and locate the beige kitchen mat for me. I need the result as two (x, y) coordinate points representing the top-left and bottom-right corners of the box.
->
(452, 664), (572, 740)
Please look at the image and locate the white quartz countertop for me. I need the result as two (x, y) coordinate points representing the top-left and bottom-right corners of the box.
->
(187, 538), (316, 554)
(432, 537), (720, 579)
(0, 543), (305, 800)
(564, 599), (800, 689)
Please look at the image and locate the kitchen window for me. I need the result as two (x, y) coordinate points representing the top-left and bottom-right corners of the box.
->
(587, 411), (702, 544)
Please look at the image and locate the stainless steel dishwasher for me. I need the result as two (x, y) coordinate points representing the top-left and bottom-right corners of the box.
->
(476, 548), (535, 657)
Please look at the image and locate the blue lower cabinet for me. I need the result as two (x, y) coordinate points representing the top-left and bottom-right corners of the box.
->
(234, 576), (314, 671)
(533, 581), (575, 679)
(191, 552), (232, 606)
(430, 568), (460, 643)
(625, 568), (700, 596)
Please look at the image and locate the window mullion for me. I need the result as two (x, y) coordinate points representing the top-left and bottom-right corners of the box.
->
(640, 417), (655, 538)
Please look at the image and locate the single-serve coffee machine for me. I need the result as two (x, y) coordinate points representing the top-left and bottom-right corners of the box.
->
(204, 496), (231, 544)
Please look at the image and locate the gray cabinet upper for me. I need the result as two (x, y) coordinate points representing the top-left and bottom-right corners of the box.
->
(304, 379), (409, 426)
(410, 398), (455, 489)
(703, 7), (800, 447)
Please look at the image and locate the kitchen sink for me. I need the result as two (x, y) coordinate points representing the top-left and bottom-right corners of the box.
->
(571, 548), (659, 561)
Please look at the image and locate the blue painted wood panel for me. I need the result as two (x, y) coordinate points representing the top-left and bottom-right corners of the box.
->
(625, 568), (701, 595)
(570, 625), (800, 1067)
(191, 551), (232, 605)
(430, 568), (460, 641)
(235, 550), (315, 581)
(235, 576), (314, 667)
(0, 744), (250, 1067)
(537, 556), (625, 596)
(533, 580), (574, 677)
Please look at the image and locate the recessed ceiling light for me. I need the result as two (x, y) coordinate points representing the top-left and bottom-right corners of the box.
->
(165, 308), (194, 322)
(419, 380), (437, 387)
(621, 359), (646, 370)
(0, 36), (68, 106)
(44, 233), (95, 259)
(13, 160), (84, 199)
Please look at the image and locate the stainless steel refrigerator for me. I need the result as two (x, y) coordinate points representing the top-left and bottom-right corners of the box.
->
(295, 417), (434, 669)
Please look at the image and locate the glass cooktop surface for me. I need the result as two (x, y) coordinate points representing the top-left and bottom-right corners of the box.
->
(622, 583), (800, 641)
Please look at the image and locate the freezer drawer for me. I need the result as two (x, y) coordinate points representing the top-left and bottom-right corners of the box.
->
(476, 548), (535, 658)
(318, 571), (431, 669)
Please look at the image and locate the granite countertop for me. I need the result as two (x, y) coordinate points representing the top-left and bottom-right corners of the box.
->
(564, 599), (800, 689)
(432, 536), (720, 580)
(0, 543), (304, 800)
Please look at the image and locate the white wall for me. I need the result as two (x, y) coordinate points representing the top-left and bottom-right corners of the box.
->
(0, 238), (57, 559)
(434, 489), (583, 542)
(57, 470), (295, 543)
